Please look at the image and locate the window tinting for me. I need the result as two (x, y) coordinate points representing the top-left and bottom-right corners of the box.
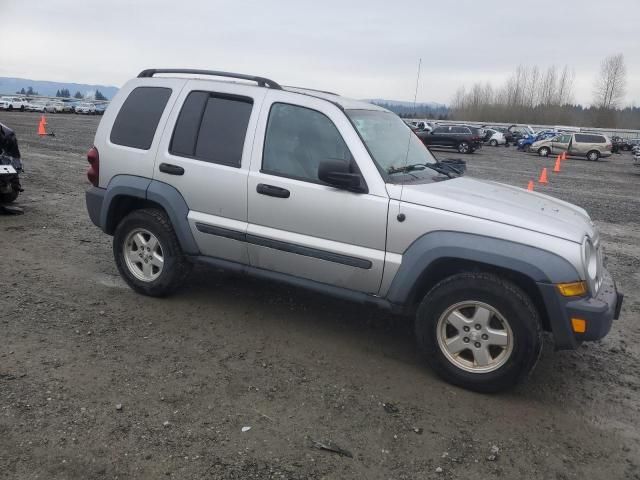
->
(110, 87), (172, 150)
(262, 103), (353, 183)
(433, 127), (447, 134)
(575, 134), (605, 143)
(170, 92), (253, 167)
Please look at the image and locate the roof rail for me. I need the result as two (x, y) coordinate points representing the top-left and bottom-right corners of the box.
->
(283, 85), (339, 96)
(137, 69), (282, 90)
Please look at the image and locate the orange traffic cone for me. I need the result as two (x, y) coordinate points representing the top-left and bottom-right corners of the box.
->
(38, 119), (46, 135)
(527, 180), (534, 191)
(40, 114), (47, 125)
(553, 156), (562, 173)
(561, 151), (567, 161)
(538, 167), (549, 184)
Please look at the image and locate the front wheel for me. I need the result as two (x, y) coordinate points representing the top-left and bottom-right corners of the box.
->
(415, 272), (542, 393)
(113, 208), (192, 297)
(457, 142), (471, 154)
(538, 147), (550, 157)
(489, 139), (498, 147)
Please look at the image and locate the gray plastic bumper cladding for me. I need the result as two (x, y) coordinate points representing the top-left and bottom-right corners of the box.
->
(538, 268), (621, 350)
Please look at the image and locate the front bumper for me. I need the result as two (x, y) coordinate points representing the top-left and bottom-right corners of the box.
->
(538, 268), (622, 350)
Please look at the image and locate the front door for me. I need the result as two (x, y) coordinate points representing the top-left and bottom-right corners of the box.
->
(246, 92), (389, 294)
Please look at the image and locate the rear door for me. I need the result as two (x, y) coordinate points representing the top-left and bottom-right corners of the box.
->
(154, 80), (267, 264)
(245, 92), (389, 293)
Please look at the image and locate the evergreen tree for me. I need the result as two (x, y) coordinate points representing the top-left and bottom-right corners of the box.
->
(94, 90), (107, 101)
(20, 87), (26, 94)
(74, 91), (83, 99)
(56, 89), (61, 97)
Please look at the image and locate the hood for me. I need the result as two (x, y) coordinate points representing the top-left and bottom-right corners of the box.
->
(395, 177), (594, 243)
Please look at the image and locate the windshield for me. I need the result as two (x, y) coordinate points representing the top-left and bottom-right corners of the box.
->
(346, 109), (437, 178)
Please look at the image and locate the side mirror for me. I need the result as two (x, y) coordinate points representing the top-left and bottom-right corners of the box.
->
(318, 159), (367, 193)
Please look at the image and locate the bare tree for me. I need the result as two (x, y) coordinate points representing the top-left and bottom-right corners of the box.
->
(593, 54), (626, 109)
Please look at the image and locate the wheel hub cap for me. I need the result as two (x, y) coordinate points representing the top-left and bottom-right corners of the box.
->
(436, 301), (514, 373)
(123, 228), (164, 282)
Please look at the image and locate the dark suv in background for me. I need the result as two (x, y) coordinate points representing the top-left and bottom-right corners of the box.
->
(417, 124), (484, 154)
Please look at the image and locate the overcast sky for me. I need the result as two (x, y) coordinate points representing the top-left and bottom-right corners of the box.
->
(3, 0), (639, 106)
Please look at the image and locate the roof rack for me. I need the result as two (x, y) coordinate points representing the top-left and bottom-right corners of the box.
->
(137, 69), (282, 90)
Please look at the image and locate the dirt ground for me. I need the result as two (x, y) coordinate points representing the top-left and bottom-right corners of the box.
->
(1, 111), (639, 480)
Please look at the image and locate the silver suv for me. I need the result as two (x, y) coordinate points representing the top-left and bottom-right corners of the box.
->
(85, 69), (622, 392)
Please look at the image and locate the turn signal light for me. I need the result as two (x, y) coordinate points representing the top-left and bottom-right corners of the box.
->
(557, 281), (587, 297)
(571, 318), (587, 333)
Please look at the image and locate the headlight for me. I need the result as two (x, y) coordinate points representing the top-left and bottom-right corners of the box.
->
(582, 237), (601, 294)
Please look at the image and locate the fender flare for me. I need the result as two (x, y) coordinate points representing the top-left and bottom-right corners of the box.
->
(99, 175), (199, 255)
(385, 231), (580, 306)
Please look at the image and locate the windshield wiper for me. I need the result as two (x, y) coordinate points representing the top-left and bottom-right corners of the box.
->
(387, 160), (465, 178)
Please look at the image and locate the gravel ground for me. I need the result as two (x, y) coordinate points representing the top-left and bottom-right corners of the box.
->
(1, 111), (639, 480)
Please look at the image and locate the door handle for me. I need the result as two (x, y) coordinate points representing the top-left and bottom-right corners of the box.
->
(256, 183), (290, 198)
(159, 163), (185, 176)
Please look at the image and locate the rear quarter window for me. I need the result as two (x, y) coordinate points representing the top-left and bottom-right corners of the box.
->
(575, 134), (606, 143)
(110, 86), (172, 150)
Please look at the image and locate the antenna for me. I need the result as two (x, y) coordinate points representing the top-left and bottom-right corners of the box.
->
(399, 58), (422, 209)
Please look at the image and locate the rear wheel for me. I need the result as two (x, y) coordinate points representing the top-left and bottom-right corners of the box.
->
(415, 272), (542, 393)
(489, 139), (498, 147)
(0, 190), (19, 204)
(113, 208), (191, 297)
(538, 146), (550, 157)
(457, 142), (471, 154)
(587, 150), (600, 161)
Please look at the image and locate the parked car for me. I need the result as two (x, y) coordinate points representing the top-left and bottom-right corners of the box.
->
(518, 130), (558, 151)
(484, 128), (507, 146)
(486, 126), (514, 145)
(532, 133), (612, 161)
(26, 101), (58, 113)
(85, 68), (622, 393)
(626, 138), (640, 151)
(61, 102), (75, 113)
(94, 103), (109, 115)
(75, 102), (96, 114)
(0, 121), (24, 204)
(0, 97), (30, 111)
(417, 124), (484, 153)
(610, 135), (626, 153)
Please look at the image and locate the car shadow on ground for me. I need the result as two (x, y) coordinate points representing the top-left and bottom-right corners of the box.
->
(165, 264), (590, 397)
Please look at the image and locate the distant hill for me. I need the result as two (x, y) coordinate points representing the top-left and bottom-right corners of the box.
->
(0, 77), (118, 99)
(365, 98), (450, 118)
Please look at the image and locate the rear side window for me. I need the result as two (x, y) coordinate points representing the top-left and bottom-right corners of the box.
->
(575, 134), (605, 143)
(433, 127), (447, 134)
(110, 87), (172, 150)
(170, 91), (253, 167)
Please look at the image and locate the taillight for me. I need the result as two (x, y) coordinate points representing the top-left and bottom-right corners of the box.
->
(87, 146), (99, 186)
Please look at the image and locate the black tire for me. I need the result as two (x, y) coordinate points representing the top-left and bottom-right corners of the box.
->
(113, 208), (191, 297)
(0, 190), (19, 204)
(489, 139), (498, 147)
(457, 142), (471, 154)
(587, 150), (600, 161)
(415, 272), (542, 393)
(8, 105), (13, 111)
(538, 147), (550, 157)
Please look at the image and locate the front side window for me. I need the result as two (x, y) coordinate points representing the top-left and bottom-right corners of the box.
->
(110, 87), (172, 150)
(170, 91), (253, 167)
(262, 103), (353, 182)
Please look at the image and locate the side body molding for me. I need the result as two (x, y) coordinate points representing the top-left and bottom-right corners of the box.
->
(385, 231), (581, 305)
